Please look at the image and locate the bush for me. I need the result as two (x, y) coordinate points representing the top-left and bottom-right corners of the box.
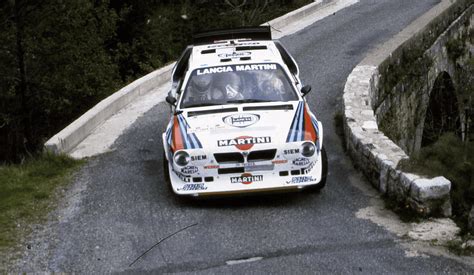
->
(399, 133), (474, 230)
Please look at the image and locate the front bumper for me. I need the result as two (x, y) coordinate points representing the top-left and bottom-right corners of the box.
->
(167, 150), (324, 197)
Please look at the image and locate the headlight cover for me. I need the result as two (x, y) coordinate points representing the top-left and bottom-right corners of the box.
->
(174, 150), (190, 166)
(301, 141), (316, 157)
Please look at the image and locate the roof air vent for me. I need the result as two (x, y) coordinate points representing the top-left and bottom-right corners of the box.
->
(201, 49), (216, 54)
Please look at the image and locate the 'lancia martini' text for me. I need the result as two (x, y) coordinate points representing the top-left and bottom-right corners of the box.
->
(197, 64), (277, 75)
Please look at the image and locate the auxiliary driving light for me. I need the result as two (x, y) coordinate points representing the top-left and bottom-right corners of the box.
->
(301, 141), (316, 157)
(174, 151), (190, 166)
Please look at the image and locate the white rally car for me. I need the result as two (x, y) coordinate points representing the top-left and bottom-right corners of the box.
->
(163, 27), (327, 197)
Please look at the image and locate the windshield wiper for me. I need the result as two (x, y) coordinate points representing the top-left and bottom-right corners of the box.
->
(226, 99), (270, 104)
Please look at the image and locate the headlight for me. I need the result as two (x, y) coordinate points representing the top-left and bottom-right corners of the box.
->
(301, 141), (316, 157)
(173, 151), (190, 166)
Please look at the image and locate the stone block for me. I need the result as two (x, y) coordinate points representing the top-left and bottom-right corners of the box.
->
(378, 160), (394, 194)
(388, 172), (417, 199)
(362, 121), (378, 131)
(410, 176), (451, 202)
(361, 110), (375, 117)
(401, 172), (419, 186)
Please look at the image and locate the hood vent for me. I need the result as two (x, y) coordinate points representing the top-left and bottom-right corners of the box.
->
(201, 49), (216, 54)
(243, 104), (293, 111)
(236, 46), (267, 51)
(187, 107), (238, 117)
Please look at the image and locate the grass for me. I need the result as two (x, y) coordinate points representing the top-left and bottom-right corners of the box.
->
(0, 153), (84, 255)
(398, 133), (474, 232)
(445, 235), (474, 256)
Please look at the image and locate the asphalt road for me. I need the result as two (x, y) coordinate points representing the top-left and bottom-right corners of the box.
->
(16, 0), (474, 273)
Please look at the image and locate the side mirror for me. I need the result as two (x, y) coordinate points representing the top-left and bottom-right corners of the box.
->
(166, 92), (177, 106)
(301, 85), (312, 97)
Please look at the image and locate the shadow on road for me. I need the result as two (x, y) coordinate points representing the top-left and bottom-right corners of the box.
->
(169, 190), (322, 209)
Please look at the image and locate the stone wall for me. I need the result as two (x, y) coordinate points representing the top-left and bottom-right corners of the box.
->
(375, 2), (473, 155)
(342, 0), (473, 216)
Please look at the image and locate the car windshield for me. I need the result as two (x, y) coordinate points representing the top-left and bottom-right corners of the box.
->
(180, 63), (298, 108)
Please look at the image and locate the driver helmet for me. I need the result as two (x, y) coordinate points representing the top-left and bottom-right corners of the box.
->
(261, 78), (284, 95)
(223, 74), (242, 99)
(192, 74), (212, 94)
(256, 70), (273, 84)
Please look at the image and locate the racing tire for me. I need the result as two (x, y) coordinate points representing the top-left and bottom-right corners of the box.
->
(308, 146), (328, 192)
(162, 152), (171, 186)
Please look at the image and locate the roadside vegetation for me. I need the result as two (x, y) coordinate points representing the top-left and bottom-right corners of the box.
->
(0, 153), (84, 260)
(399, 133), (473, 232)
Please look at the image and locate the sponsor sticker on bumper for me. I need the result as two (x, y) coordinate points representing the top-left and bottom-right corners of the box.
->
(286, 176), (317, 184)
(230, 173), (263, 184)
(178, 183), (207, 191)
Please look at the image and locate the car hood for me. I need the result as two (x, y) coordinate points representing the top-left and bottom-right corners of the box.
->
(169, 101), (319, 153)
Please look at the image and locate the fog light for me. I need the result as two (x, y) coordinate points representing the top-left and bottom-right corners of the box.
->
(301, 141), (316, 157)
(174, 151), (190, 166)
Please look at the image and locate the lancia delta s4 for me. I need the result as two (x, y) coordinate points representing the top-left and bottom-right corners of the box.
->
(163, 27), (327, 197)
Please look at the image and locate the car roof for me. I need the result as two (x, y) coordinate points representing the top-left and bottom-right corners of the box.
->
(171, 27), (300, 88)
(188, 40), (285, 71)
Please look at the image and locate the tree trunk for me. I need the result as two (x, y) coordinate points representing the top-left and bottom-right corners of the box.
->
(13, 0), (32, 155)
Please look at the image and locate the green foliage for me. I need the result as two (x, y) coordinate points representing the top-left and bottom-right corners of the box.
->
(379, 46), (432, 105)
(453, 57), (473, 139)
(0, 153), (83, 249)
(110, 0), (312, 80)
(446, 36), (467, 62)
(445, 237), (474, 256)
(0, 0), (121, 162)
(399, 133), (474, 231)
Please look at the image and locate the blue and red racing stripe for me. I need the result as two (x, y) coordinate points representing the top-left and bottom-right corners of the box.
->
(286, 101), (320, 150)
(166, 114), (202, 152)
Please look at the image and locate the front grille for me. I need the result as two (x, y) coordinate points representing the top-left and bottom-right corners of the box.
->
(217, 165), (274, 175)
(218, 167), (245, 174)
(247, 149), (276, 162)
(214, 153), (244, 164)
